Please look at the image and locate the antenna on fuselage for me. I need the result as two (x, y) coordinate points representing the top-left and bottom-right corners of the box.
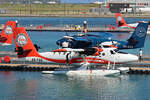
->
(15, 20), (18, 27)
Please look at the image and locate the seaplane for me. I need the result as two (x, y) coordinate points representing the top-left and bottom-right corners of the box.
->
(115, 13), (150, 34)
(0, 21), (16, 46)
(115, 13), (138, 28)
(56, 22), (149, 49)
(12, 25), (139, 76)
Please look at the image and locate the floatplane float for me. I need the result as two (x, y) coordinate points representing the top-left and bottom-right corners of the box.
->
(42, 65), (130, 76)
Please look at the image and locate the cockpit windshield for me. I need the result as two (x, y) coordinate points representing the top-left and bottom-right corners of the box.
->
(103, 45), (112, 48)
(110, 50), (115, 54)
(114, 49), (128, 54)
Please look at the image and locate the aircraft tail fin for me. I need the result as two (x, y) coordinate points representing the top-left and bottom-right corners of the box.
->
(14, 27), (39, 58)
(115, 13), (127, 27)
(127, 22), (149, 48)
(0, 21), (16, 46)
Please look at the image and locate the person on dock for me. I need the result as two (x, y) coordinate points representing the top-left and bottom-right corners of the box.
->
(138, 49), (143, 62)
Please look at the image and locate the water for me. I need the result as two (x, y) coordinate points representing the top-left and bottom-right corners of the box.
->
(0, 17), (150, 27)
(0, 71), (149, 100)
(0, 17), (150, 54)
(0, 17), (150, 99)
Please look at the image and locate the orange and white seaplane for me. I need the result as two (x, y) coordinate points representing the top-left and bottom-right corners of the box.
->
(11, 25), (140, 76)
(0, 21), (16, 46)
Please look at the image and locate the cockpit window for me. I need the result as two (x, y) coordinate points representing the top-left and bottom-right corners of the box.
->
(110, 50), (115, 54)
(117, 51), (128, 54)
(114, 49), (128, 54)
(103, 45), (111, 48)
(114, 49), (119, 52)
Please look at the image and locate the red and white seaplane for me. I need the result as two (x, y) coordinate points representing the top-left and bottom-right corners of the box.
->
(115, 13), (150, 34)
(12, 25), (139, 76)
(0, 21), (16, 46)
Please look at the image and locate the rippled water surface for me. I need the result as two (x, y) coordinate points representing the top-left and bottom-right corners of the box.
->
(0, 71), (150, 100)
(0, 17), (150, 54)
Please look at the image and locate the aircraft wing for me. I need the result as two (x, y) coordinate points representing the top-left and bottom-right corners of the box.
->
(52, 47), (103, 56)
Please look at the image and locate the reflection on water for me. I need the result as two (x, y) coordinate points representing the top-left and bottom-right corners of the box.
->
(0, 71), (150, 100)
(42, 74), (132, 100)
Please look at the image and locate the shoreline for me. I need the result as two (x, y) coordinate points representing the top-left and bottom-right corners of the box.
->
(1, 14), (150, 18)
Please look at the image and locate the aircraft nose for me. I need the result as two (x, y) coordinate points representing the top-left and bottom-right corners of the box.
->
(128, 54), (138, 62)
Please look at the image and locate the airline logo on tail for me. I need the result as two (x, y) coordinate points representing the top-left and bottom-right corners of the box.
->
(5, 26), (13, 35)
(16, 33), (28, 47)
(135, 25), (147, 37)
(117, 16), (122, 22)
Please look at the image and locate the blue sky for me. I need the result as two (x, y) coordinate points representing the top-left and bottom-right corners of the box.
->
(61, 0), (105, 3)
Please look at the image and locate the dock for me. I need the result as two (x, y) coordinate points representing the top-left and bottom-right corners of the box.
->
(0, 63), (150, 74)
(24, 26), (134, 32)
(0, 26), (134, 32)
(0, 61), (150, 74)
(129, 67), (150, 74)
(0, 63), (68, 71)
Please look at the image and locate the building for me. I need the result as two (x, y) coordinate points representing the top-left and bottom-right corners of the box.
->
(109, 0), (150, 6)
(107, 0), (150, 13)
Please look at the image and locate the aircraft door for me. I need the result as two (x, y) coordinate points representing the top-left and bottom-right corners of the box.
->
(66, 52), (71, 64)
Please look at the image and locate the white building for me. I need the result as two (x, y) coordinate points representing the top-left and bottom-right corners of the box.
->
(108, 0), (150, 6)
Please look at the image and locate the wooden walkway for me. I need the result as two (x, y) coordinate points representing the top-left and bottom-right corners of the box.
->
(24, 26), (134, 32)
(1, 62), (150, 74)
(0, 26), (134, 32)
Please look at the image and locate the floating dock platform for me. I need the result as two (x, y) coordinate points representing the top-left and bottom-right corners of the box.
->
(0, 26), (134, 32)
(0, 63), (68, 71)
(129, 67), (150, 74)
(24, 26), (134, 32)
(0, 63), (150, 74)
